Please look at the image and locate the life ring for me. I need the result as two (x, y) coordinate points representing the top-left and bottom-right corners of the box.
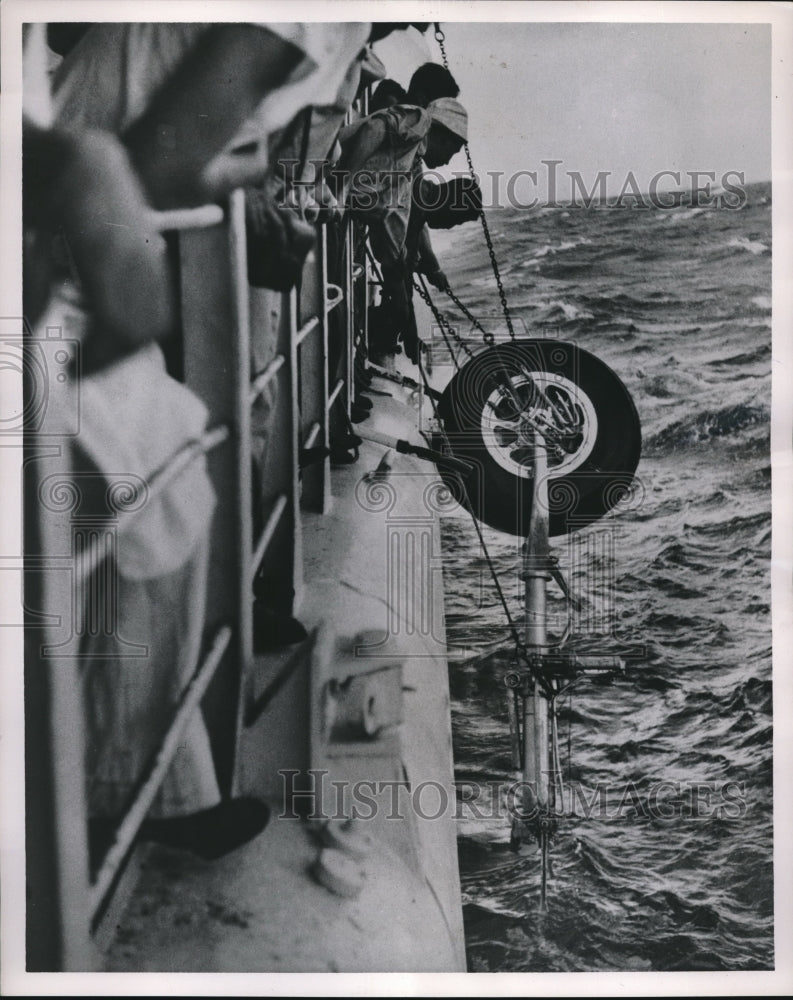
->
(435, 340), (641, 537)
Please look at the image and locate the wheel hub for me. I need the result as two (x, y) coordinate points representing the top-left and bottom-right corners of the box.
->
(481, 372), (598, 478)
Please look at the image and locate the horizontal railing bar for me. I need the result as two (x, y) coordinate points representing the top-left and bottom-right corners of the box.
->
(74, 426), (230, 590)
(147, 425), (230, 499)
(249, 494), (289, 586)
(327, 379), (345, 408)
(303, 422), (321, 449)
(295, 315), (320, 347)
(249, 355), (286, 405)
(88, 625), (233, 919)
(152, 205), (225, 232)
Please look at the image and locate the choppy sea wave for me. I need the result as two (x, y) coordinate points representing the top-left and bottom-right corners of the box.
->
(433, 181), (772, 971)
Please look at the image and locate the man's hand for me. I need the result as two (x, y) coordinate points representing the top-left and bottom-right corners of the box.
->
(424, 268), (449, 292)
(245, 180), (317, 291)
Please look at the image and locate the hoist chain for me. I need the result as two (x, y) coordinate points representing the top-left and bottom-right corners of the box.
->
(412, 277), (477, 360)
(434, 23), (517, 342)
(413, 277), (572, 461)
(442, 284), (495, 346)
(413, 341), (535, 678)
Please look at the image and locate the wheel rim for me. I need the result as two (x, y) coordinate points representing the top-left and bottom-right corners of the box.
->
(480, 371), (599, 478)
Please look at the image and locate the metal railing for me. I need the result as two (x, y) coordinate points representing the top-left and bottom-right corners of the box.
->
(25, 183), (363, 969)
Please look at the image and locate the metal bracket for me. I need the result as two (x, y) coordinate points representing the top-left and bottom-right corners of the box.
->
(325, 662), (404, 742)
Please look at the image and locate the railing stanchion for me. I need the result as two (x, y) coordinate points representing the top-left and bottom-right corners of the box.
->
(298, 227), (331, 513)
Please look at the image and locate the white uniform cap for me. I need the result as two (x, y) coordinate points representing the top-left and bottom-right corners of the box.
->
(427, 97), (468, 141)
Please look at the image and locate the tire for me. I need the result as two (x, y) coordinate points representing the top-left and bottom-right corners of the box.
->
(435, 340), (641, 537)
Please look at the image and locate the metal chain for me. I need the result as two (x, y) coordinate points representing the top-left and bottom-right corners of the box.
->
(412, 286), (564, 697)
(441, 284), (495, 346)
(413, 278), (570, 460)
(415, 346), (531, 667)
(412, 277), (476, 361)
(415, 277), (465, 370)
(435, 24), (516, 341)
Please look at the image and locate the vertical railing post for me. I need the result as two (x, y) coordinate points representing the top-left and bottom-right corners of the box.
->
(247, 280), (299, 635)
(227, 190), (254, 678)
(226, 190), (255, 767)
(361, 226), (369, 358)
(180, 192), (250, 793)
(343, 218), (354, 419)
(24, 436), (96, 971)
(287, 287), (304, 605)
(298, 228), (331, 513)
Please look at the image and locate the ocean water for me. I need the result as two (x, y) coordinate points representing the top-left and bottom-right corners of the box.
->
(429, 183), (773, 971)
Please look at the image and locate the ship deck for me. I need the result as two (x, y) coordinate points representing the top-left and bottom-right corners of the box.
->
(101, 382), (466, 973)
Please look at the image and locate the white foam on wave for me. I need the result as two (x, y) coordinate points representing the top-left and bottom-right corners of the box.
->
(636, 318), (729, 336)
(662, 207), (708, 225)
(751, 295), (772, 310)
(532, 237), (592, 258)
(728, 236), (769, 256)
(539, 299), (595, 321)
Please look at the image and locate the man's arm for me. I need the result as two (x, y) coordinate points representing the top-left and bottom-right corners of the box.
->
(416, 224), (448, 290)
(336, 116), (387, 173)
(23, 121), (174, 367)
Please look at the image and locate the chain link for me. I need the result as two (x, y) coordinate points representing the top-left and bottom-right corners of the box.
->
(414, 314), (533, 672)
(442, 284), (495, 346)
(414, 277), (570, 455)
(434, 23), (516, 341)
(413, 277), (475, 363)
